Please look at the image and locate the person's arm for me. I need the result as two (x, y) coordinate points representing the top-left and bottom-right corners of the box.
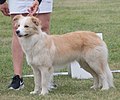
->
(0, 0), (42, 5)
(0, 2), (9, 16)
(28, 0), (42, 16)
(38, 0), (42, 4)
(0, 0), (6, 4)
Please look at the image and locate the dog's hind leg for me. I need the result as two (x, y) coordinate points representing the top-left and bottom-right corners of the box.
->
(78, 60), (99, 90)
(30, 66), (41, 95)
(104, 63), (115, 88)
(88, 60), (114, 90)
(84, 44), (114, 90)
(87, 60), (109, 90)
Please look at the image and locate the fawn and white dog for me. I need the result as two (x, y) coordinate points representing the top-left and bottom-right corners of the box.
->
(13, 15), (114, 95)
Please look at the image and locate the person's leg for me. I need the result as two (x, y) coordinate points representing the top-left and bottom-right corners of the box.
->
(8, 14), (24, 90)
(37, 13), (51, 34)
(11, 14), (23, 77)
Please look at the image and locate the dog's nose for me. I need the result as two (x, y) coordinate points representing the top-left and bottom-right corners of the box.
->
(16, 30), (20, 34)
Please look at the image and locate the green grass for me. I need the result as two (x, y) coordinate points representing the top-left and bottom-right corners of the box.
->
(0, 0), (120, 99)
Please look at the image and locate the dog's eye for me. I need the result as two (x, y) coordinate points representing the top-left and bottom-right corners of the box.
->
(24, 25), (29, 28)
(18, 24), (20, 27)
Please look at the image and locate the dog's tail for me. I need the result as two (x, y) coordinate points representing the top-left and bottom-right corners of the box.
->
(105, 63), (115, 88)
(102, 42), (115, 88)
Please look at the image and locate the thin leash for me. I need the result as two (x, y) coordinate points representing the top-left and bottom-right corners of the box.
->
(34, 6), (40, 17)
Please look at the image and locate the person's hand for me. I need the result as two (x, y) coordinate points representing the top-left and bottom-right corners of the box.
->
(28, 0), (39, 16)
(0, 2), (10, 16)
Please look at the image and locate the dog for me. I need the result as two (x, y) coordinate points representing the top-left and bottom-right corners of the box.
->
(13, 15), (114, 95)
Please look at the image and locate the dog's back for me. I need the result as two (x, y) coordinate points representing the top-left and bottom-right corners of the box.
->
(50, 31), (105, 65)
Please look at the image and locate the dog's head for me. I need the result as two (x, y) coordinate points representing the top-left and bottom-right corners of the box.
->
(13, 15), (41, 38)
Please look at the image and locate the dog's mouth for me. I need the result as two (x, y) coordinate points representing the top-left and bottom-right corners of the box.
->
(17, 33), (29, 37)
(16, 30), (30, 37)
(24, 34), (29, 37)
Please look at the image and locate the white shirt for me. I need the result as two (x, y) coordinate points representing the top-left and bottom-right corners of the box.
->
(8, 0), (53, 14)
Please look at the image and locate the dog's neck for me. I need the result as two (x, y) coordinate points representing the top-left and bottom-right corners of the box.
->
(18, 31), (48, 53)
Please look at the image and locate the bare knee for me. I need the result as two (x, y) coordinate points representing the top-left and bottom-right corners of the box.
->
(41, 21), (50, 34)
(37, 13), (51, 34)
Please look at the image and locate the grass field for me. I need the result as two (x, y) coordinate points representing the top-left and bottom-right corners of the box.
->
(0, 0), (120, 100)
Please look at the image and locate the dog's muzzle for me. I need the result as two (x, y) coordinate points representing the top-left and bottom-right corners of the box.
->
(16, 30), (22, 37)
(16, 30), (20, 34)
(16, 30), (29, 37)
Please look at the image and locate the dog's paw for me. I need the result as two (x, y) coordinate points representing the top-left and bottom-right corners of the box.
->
(40, 89), (49, 95)
(90, 86), (96, 89)
(30, 91), (39, 95)
(48, 83), (58, 91)
(101, 87), (109, 91)
(90, 85), (98, 90)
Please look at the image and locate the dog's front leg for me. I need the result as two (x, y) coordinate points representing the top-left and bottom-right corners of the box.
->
(30, 66), (41, 95)
(40, 66), (54, 95)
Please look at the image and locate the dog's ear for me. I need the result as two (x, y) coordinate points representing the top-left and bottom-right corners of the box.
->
(31, 16), (41, 26)
(13, 15), (23, 28)
(13, 15), (23, 22)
